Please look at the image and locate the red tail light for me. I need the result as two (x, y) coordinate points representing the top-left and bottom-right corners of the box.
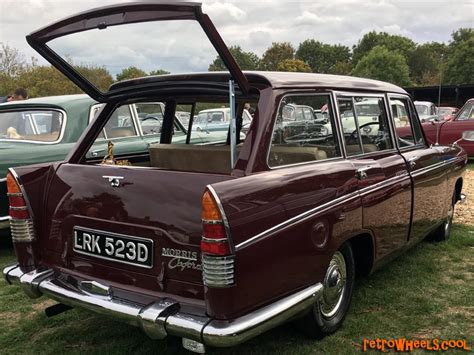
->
(7, 172), (30, 219)
(201, 189), (235, 288)
(201, 190), (230, 256)
(6, 171), (36, 243)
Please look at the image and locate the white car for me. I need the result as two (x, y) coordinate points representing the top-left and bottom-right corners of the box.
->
(193, 107), (252, 132)
(414, 101), (438, 122)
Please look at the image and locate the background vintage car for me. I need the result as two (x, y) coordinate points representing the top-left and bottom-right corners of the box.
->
(0, 95), (95, 234)
(423, 98), (474, 156)
(192, 107), (252, 132)
(414, 100), (438, 122)
(0, 95), (230, 234)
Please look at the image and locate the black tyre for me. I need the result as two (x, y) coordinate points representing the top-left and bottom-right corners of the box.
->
(431, 191), (455, 242)
(299, 242), (355, 339)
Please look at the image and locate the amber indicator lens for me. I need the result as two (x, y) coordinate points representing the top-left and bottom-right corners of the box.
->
(6, 172), (21, 194)
(202, 191), (222, 221)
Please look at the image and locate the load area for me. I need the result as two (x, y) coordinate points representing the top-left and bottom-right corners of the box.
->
(29, 90), (259, 299)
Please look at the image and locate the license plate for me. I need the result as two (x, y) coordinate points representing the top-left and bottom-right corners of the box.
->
(73, 227), (153, 268)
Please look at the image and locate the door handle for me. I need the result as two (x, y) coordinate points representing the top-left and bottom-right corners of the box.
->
(90, 148), (105, 157)
(356, 166), (371, 180)
(407, 157), (418, 169)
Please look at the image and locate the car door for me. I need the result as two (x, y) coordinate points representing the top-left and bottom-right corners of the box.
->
(335, 93), (412, 262)
(389, 94), (448, 244)
(439, 100), (474, 156)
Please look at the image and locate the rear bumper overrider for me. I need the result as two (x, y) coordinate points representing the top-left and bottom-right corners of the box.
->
(3, 264), (323, 351)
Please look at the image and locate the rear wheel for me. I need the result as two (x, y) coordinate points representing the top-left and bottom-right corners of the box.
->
(299, 242), (355, 339)
(431, 191), (455, 242)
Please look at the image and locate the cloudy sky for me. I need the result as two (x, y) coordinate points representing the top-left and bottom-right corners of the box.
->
(1, 0), (473, 76)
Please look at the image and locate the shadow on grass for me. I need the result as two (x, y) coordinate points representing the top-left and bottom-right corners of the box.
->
(0, 225), (472, 355)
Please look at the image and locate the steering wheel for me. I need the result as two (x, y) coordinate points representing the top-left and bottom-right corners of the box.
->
(142, 116), (161, 122)
(349, 122), (380, 141)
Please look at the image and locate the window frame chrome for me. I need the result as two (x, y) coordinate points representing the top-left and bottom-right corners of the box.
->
(266, 91), (344, 170)
(387, 93), (427, 151)
(333, 91), (397, 156)
(0, 108), (68, 145)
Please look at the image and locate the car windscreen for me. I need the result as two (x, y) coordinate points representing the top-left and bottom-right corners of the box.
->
(0, 110), (64, 142)
(415, 104), (429, 115)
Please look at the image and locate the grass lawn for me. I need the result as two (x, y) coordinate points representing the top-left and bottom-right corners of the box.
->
(0, 225), (473, 355)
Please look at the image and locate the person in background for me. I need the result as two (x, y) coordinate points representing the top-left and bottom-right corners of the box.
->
(0, 95), (12, 103)
(244, 102), (255, 117)
(12, 88), (28, 101)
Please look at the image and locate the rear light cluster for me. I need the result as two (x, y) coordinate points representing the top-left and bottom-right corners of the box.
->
(201, 189), (235, 287)
(6, 172), (36, 242)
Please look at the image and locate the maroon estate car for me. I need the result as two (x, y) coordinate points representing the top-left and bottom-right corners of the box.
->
(2, 2), (471, 353)
(423, 99), (474, 156)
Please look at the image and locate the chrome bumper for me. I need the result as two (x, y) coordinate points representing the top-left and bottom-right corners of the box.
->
(3, 264), (323, 349)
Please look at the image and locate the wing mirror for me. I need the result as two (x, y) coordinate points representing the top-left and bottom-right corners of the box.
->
(453, 131), (474, 145)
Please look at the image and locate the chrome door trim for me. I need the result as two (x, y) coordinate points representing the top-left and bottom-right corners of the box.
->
(235, 190), (360, 251)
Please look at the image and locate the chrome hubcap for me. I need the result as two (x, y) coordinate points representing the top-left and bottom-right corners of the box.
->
(320, 251), (346, 318)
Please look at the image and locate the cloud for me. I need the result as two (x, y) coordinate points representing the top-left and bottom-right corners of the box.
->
(0, 0), (472, 76)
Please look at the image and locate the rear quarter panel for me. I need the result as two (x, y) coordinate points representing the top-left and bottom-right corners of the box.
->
(208, 159), (361, 319)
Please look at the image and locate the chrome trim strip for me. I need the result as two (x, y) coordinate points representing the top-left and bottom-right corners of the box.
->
(0, 108), (68, 145)
(236, 190), (360, 251)
(237, 173), (415, 251)
(410, 158), (457, 178)
(0, 215), (11, 222)
(205, 185), (235, 254)
(358, 174), (410, 196)
(0, 178), (6, 183)
(2, 264), (323, 348)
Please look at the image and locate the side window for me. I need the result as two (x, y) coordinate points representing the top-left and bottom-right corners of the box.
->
(391, 98), (424, 147)
(338, 98), (363, 156)
(135, 103), (164, 136)
(457, 102), (474, 121)
(354, 97), (393, 152)
(269, 94), (341, 167)
(103, 105), (137, 139)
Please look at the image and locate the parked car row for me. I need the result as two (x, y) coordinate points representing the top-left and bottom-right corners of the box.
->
(0, 96), (239, 234)
(0, 2), (472, 354)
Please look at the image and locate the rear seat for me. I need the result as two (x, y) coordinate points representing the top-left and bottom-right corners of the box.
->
(149, 144), (328, 174)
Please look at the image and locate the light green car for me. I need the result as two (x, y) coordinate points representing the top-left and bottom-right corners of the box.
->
(0, 95), (229, 235)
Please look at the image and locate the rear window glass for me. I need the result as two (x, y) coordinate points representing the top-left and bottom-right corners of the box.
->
(0, 110), (65, 143)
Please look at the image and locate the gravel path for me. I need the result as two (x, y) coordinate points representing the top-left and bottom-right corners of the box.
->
(454, 169), (474, 226)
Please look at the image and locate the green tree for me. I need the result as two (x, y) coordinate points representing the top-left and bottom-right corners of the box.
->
(116, 66), (147, 81)
(444, 37), (474, 85)
(208, 45), (260, 71)
(277, 59), (311, 72)
(352, 45), (411, 86)
(259, 42), (295, 71)
(407, 42), (448, 85)
(352, 31), (416, 65)
(148, 69), (170, 76)
(13, 64), (113, 97)
(296, 40), (351, 74)
(0, 43), (26, 77)
(450, 28), (474, 47)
